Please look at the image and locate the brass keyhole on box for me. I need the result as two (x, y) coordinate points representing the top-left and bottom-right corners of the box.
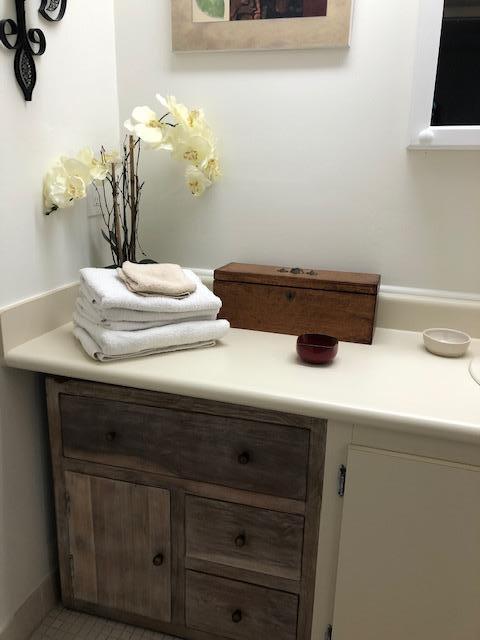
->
(286, 291), (296, 302)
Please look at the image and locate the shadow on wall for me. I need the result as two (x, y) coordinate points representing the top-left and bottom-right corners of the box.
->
(170, 46), (350, 74)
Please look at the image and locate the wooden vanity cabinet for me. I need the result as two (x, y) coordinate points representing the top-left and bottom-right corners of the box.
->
(46, 377), (327, 640)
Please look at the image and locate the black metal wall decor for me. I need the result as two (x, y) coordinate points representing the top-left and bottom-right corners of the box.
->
(0, 0), (67, 101)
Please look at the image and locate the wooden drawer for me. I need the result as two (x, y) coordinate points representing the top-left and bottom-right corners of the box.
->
(185, 496), (304, 581)
(186, 571), (299, 640)
(59, 394), (310, 500)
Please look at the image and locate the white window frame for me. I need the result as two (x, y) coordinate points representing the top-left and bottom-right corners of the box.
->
(409, 0), (480, 150)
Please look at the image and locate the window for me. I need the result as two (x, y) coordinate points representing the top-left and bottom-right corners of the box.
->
(409, 0), (480, 149)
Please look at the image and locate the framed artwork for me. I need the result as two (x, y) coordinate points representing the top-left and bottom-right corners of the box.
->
(171, 0), (353, 52)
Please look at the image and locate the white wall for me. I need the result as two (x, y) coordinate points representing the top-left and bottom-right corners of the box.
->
(114, 0), (480, 295)
(0, 2), (118, 308)
(0, 0), (118, 631)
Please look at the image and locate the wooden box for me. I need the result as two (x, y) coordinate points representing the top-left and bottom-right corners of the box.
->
(214, 263), (381, 344)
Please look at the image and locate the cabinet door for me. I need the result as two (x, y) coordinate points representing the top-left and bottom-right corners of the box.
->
(332, 447), (480, 640)
(65, 472), (171, 622)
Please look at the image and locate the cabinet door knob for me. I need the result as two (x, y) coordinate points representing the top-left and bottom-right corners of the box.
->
(152, 553), (164, 567)
(238, 452), (250, 465)
(235, 534), (246, 548)
(232, 609), (242, 623)
(105, 431), (116, 442)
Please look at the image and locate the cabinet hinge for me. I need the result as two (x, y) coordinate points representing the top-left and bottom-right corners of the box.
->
(338, 465), (347, 497)
(325, 624), (333, 640)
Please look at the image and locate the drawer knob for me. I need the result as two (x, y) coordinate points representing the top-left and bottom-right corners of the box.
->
(232, 609), (242, 624)
(152, 553), (164, 567)
(238, 451), (250, 465)
(105, 431), (116, 442)
(235, 534), (246, 548)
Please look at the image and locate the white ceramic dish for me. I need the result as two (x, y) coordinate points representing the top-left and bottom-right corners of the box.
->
(423, 328), (471, 358)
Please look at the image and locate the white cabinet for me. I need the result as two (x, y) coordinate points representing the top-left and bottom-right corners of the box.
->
(332, 446), (480, 640)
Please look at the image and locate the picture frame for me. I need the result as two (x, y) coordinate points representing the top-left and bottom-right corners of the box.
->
(171, 0), (353, 52)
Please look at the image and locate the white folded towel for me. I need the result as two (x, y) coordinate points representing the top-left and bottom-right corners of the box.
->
(73, 313), (230, 362)
(80, 268), (221, 315)
(75, 298), (218, 332)
(74, 325), (218, 361)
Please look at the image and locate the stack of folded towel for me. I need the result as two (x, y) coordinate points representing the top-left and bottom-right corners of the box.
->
(73, 262), (230, 361)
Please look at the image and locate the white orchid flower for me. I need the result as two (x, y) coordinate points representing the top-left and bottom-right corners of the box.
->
(44, 95), (221, 215)
(61, 157), (93, 187)
(65, 175), (87, 201)
(202, 156), (222, 182)
(170, 127), (215, 168)
(44, 164), (69, 210)
(102, 150), (121, 165)
(76, 148), (110, 182)
(157, 95), (190, 127)
(185, 165), (211, 197)
(44, 163), (86, 210)
(124, 105), (170, 149)
(156, 94), (209, 131)
(187, 108), (207, 130)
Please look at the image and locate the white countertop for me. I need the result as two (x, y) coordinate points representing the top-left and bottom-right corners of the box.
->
(4, 323), (480, 442)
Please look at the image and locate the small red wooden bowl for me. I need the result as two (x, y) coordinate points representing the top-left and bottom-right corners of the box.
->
(296, 334), (339, 365)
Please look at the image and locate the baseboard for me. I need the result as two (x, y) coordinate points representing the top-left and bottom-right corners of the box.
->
(0, 572), (59, 640)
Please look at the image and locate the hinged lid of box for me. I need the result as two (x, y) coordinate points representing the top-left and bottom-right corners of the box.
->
(214, 263), (381, 295)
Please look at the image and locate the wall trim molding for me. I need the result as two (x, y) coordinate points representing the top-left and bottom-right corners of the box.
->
(0, 572), (58, 640)
(380, 284), (480, 302)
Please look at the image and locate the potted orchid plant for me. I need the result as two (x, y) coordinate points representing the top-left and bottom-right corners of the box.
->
(43, 95), (221, 266)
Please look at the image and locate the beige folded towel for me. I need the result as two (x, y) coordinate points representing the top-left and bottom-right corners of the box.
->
(118, 262), (197, 298)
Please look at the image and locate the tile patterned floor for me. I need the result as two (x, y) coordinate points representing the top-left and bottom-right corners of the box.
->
(29, 606), (179, 640)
